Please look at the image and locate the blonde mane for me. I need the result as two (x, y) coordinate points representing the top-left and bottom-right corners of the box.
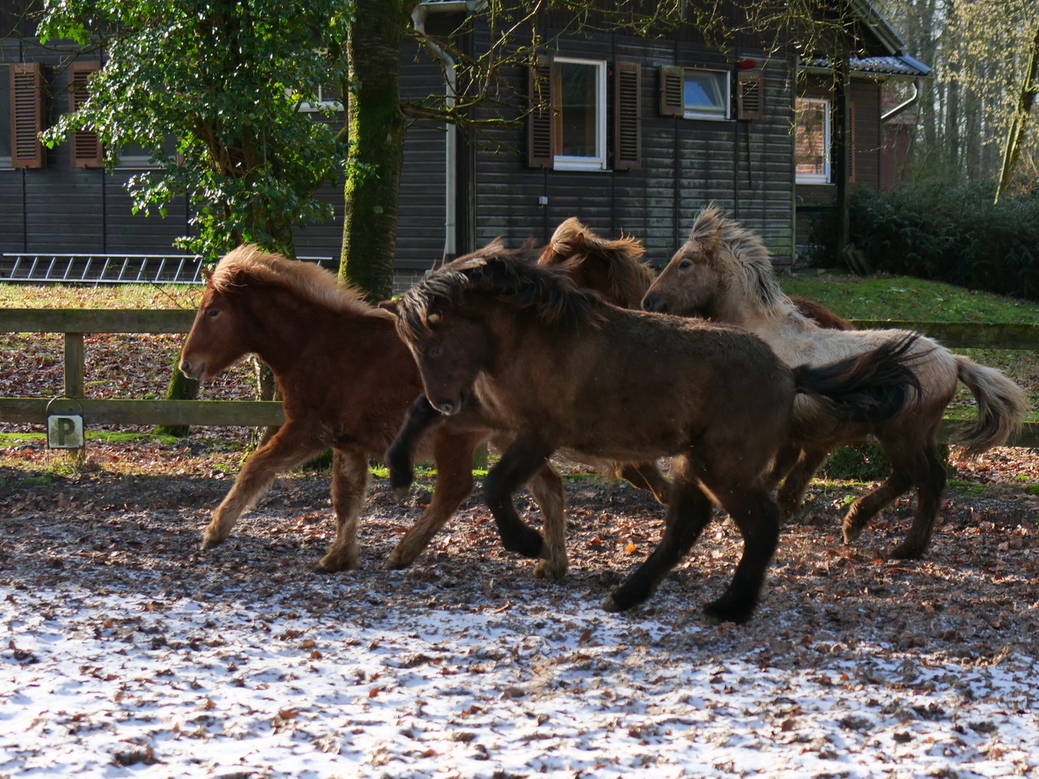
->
(689, 204), (797, 320)
(210, 244), (392, 320)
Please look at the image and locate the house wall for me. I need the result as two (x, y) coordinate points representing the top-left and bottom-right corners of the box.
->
(461, 22), (798, 267)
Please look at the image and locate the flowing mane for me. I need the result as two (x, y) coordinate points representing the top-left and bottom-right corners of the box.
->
(396, 240), (606, 341)
(538, 217), (654, 308)
(689, 203), (793, 318)
(210, 244), (391, 320)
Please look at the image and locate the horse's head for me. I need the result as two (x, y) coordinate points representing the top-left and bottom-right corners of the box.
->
(642, 203), (776, 324)
(179, 272), (249, 381)
(399, 304), (492, 416)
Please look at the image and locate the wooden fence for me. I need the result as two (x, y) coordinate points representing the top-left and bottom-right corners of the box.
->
(0, 309), (1036, 446)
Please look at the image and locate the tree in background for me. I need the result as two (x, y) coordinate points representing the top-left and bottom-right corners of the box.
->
(876, 0), (1039, 192)
(38, 0), (353, 260)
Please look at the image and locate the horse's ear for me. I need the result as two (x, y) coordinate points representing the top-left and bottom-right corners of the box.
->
(200, 267), (213, 281)
(378, 299), (399, 316)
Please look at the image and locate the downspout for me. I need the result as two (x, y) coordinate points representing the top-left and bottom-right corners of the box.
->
(881, 79), (921, 122)
(412, 6), (458, 261)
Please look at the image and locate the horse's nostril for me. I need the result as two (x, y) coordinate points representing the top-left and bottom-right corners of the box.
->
(180, 359), (192, 376)
(643, 294), (667, 313)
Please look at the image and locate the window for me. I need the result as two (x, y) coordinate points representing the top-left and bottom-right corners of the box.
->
(659, 66), (730, 120)
(528, 57), (606, 171)
(795, 98), (831, 184)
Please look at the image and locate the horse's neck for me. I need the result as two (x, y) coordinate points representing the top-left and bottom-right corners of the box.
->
(239, 288), (344, 374)
(736, 300), (825, 365)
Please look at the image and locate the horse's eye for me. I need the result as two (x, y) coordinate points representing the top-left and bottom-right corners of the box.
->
(428, 345), (443, 359)
(679, 259), (693, 271)
(207, 309), (220, 318)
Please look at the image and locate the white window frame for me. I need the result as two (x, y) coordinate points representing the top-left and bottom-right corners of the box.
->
(682, 68), (730, 121)
(552, 57), (607, 172)
(796, 97), (832, 185)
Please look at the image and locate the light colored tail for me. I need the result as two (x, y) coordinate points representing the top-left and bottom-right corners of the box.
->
(953, 356), (1028, 458)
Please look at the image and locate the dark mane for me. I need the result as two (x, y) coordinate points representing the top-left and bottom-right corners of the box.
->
(396, 239), (606, 341)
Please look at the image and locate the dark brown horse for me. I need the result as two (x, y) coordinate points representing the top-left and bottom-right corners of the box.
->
(392, 243), (921, 623)
(179, 244), (493, 572)
(642, 204), (1027, 558)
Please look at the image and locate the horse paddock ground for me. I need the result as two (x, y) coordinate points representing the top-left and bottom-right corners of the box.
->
(2, 435), (1038, 779)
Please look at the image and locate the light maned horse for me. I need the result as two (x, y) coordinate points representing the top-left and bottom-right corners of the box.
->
(392, 244), (921, 623)
(179, 245), (492, 572)
(643, 204), (1028, 559)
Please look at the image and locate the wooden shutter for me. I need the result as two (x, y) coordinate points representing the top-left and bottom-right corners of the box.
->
(613, 61), (641, 170)
(11, 63), (46, 169)
(69, 61), (103, 168)
(659, 65), (684, 117)
(527, 58), (554, 169)
(737, 69), (764, 121)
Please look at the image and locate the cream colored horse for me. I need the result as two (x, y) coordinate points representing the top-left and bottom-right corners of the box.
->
(643, 204), (1027, 559)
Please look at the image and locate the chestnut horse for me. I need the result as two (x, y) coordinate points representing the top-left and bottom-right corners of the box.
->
(180, 245), (506, 572)
(392, 243), (921, 623)
(643, 204), (1028, 559)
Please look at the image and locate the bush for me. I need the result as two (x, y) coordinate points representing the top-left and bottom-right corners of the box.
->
(821, 183), (1039, 300)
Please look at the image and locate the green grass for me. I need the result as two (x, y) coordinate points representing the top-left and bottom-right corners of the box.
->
(0, 282), (201, 310)
(780, 271), (1039, 324)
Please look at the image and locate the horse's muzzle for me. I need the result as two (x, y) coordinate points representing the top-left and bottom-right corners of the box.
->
(642, 292), (669, 313)
(180, 358), (206, 381)
(430, 389), (469, 416)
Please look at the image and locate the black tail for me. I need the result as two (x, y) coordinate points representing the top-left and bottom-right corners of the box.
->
(793, 332), (924, 425)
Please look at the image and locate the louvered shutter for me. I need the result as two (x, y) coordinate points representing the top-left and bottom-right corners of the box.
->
(737, 69), (764, 121)
(613, 61), (641, 170)
(11, 63), (46, 169)
(528, 58), (554, 168)
(69, 61), (103, 168)
(659, 65), (683, 117)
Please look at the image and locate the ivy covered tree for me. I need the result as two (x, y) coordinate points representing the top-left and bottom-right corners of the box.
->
(38, 0), (353, 259)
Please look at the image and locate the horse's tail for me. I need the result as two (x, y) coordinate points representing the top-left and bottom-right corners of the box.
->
(951, 356), (1028, 459)
(791, 332), (923, 427)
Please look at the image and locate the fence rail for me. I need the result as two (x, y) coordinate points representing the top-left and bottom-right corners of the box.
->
(0, 309), (1036, 444)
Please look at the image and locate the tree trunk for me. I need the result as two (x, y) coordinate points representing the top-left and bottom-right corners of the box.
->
(339, 0), (419, 302)
(154, 356), (199, 438)
(996, 22), (1039, 202)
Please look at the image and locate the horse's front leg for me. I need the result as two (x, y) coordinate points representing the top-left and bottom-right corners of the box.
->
(202, 426), (323, 550)
(384, 429), (481, 570)
(528, 464), (567, 580)
(317, 446), (371, 572)
(774, 446), (828, 520)
(484, 436), (556, 562)
(616, 461), (671, 505)
(385, 394), (444, 501)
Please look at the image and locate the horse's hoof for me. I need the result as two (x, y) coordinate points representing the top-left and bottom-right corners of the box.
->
(703, 597), (754, 625)
(392, 486), (410, 502)
(533, 559), (568, 580)
(842, 525), (865, 544)
(600, 595), (624, 612)
(200, 535), (225, 551)
(316, 554), (358, 573)
(382, 552), (413, 570)
(888, 543), (925, 561)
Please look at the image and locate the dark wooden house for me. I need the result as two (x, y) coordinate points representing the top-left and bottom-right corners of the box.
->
(2, 0), (929, 287)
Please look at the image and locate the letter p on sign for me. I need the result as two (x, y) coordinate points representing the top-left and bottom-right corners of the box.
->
(48, 414), (84, 449)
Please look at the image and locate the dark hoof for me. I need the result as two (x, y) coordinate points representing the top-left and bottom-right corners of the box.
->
(502, 529), (545, 560)
(888, 543), (925, 561)
(200, 537), (224, 551)
(392, 486), (410, 502)
(600, 595), (624, 613)
(703, 596), (755, 625)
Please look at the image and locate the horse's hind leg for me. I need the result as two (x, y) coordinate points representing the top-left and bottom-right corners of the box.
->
(384, 430), (480, 570)
(888, 441), (947, 560)
(385, 394), (443, 500)
(616, 461), (671, 505)
(484, 436), (556, 561)
(528, 464), (567, 580)
(603, 470), (713, 613)
(775, 447), (829, 521)
(702, 484), (780, 625)
(202, 426), (323, 550)
(317, 447), (370, 572)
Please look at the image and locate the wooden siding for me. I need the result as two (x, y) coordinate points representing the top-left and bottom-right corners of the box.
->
(463, 23), (797, 267)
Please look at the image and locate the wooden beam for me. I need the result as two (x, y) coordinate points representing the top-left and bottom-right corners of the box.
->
(0, 309), (196, 334)
(0, 399), (284, 427)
